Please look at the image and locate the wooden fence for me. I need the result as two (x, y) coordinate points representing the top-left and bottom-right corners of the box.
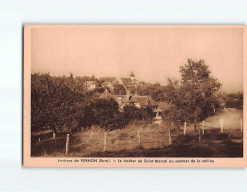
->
(31, 117), (243, 157)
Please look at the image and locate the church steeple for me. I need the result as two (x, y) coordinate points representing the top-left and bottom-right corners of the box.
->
(129, 71), (135, 80)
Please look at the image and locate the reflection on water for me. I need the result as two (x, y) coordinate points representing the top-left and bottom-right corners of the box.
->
(202, 110), (243, 130)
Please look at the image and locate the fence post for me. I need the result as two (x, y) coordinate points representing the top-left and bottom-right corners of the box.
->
(137, 128), (141, 145)
(199, 128), (201, 142)
(104, 132), (107, 151)
(202, 120), (205, 135)
(168, 130), (172, 145)
(240, 118), (243, 132)
(65, 134), (70, 155)
(220, 119), (223, 133)
(184, 122), (187, 135)
(53, 132), (56, 139)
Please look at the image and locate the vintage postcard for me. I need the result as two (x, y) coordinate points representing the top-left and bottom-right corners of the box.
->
(23, 25), (247, 167)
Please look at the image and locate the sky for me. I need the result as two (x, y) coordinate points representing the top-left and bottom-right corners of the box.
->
(31, 26), (243, 92)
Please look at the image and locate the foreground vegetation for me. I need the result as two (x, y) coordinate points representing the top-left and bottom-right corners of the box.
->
(32, 125), (243, 157)
(88, 128), (243, 158)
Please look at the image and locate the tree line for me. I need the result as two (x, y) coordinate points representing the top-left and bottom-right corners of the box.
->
(32, 59), (233, 134)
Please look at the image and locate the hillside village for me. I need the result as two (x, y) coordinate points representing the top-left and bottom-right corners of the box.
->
(84, 71), (243, 119)
(31, 59), (243, 158)
(85, 72), (170, 120)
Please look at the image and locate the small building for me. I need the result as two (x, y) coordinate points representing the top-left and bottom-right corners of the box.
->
(223, 107), (237, 112)
(98, 72), (171, 119)
(99, 77), (117, 90)
(85, 81), (96, 91)
(129, 95), (150, 108)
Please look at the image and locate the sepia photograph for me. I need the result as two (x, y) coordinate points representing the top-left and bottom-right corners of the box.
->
(23, 25), (246, 167)
(3, 0), (247, 192)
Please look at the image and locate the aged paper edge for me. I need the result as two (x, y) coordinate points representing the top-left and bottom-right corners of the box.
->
(23, 25), (247, 168)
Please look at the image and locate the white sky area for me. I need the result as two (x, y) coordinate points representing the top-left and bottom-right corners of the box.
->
(31, 27), (243, 92)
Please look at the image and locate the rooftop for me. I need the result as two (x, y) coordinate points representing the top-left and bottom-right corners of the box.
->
(130, 72), (135, 77)
(99, 77), (116, 82)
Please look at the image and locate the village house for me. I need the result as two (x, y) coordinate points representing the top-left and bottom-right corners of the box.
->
(99, 77), (117, 91)
(98, 72), (138, 93)
(98, 72), (170, 120)
(85, 81), (96, 91)
(99, 88), (169, 119)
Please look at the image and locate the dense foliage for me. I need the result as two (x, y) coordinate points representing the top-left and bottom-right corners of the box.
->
(162, 59), (222, 130)
(113, 83), (126, 95)
(135, 82), (167, 102)
(31, 73), (153, 133)
(224, 92), (243, 109)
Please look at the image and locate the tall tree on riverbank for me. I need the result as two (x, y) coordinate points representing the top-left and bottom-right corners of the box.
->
(163, 59), (221, 130)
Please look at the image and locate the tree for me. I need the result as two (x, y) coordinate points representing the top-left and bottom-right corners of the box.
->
(151, 89), (166, 102)
(113, 83), (126, 95)
(31, 73), (90, 133)
(31, 73), (70, 132)
(123, 105), (153, 123)
(225, 92), (243, 109)
(163, 59), (221, 131)
(91, 98), (120, 130)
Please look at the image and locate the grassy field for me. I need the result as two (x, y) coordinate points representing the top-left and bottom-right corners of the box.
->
(31, 122), (170, 157)
(88, 128), (243, 157)
(31, 110), (243, 157)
